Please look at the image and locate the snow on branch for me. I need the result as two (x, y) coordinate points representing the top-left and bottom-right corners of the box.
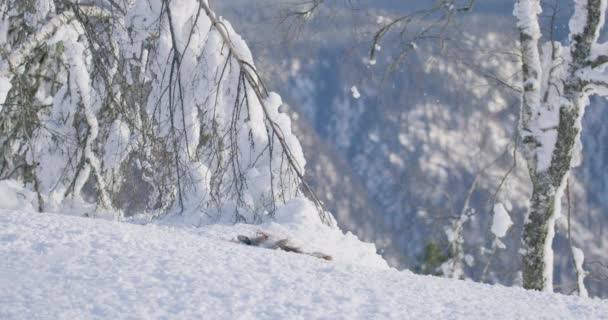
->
(199, 0), (334, 226)
(0, 0), (335, 226)
(569, 0), (607, 65)
(514, 0), (608, 292)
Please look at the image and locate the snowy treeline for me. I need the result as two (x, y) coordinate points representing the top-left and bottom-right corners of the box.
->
(0, 0), (330, 224)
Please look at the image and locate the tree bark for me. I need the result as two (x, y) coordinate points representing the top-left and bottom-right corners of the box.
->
(522, 174), (561, 290)
(516, 0), (605, 291)
(522, 100), (581, 290)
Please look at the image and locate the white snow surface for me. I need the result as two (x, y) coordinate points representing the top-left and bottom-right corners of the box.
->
(513, 0), (542, 41)
(0, 76), (10, 112)
(351, 85), (361, 99)
(491, 203), (513, 238)
(0, 180), (39, 212)
(572, 246), (589, 298)
(1, 210), (607, 319)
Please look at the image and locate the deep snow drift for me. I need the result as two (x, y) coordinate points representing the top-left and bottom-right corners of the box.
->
(0, 210), (606, 319)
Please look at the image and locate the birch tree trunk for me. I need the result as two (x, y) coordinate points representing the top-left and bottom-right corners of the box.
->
(515, 0), (607, 291)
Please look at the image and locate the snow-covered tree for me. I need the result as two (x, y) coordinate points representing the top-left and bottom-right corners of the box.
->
(0, 0), (332, 225)
(514, 0), (607, 291)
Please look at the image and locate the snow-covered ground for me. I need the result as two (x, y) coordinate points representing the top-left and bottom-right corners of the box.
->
(0, 210), (606, 319)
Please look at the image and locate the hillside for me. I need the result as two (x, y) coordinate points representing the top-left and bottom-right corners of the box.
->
(1, 210), (606, 319)
(216, 0), (608, 296)
(1, 0), (607, 308)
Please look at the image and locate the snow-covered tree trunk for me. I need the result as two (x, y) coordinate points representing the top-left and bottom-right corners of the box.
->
(514, 0), (607, 291)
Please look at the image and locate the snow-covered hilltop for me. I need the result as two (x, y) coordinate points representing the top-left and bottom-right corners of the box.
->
(1, 210), (606, 319)
(2, 0), (608, 314)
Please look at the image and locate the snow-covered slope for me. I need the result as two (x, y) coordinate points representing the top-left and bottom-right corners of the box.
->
(1, 211), (606, 319)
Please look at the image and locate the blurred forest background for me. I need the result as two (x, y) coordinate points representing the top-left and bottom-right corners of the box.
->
(215, 0), (608, 297)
